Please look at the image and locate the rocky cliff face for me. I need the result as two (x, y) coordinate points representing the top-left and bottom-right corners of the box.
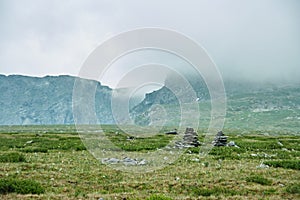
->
(0, 75), (114, 125)
(130, 74), (210, 125)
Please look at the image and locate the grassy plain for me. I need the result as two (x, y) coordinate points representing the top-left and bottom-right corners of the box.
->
(0, 125), (299, 199)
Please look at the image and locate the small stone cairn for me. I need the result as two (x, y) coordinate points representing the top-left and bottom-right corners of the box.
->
(183, 128), (200, 147)
(212, 131), (228, 146)
(175, 128), (200, 148)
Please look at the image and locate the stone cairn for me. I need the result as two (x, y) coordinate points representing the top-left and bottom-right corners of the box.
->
(183, 128), (200, 147)
(212, 131), (228, 146)
(175, 128), (200, 148)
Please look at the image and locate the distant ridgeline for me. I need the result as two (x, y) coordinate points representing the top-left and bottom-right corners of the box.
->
(0, 75), (113, 125)
(0, 74), (210, 126)
(0, 74), (299, 133)
(0, 75), (208, 125)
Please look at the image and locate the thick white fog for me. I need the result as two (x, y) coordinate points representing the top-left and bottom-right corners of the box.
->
(0, 0), (299, 85)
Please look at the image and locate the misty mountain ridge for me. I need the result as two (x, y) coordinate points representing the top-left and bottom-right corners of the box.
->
(0, 74), (299, 133)
(0, 74), (114, 125)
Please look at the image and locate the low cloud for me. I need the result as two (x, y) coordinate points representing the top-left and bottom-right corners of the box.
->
(0, 0), (299, 84)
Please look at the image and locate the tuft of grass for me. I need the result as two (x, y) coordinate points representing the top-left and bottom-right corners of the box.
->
(0, 178), (44, 194)
(105, 132), (173, 152)
(74, 188), (87, 198)
(286, 183), (300, 194)
(146, 194), (173, 200)
(264, 160), (300, 170)
(189, 186), (240, 197)
(0, 135), (86, 151)
(20, 147), (48, 153)
(0, 152), (26, 163)
(209, 146), (245, 160)
(235, 140), (283, 151)
(32, 137), (86, 151)
(246, 175), (272, 185)
(263, 188), (277, 195)
(187, 147), (200, 154)
(75, 146), (87, 151)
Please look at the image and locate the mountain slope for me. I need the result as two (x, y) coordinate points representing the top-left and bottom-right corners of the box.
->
(0, 75), (114, 125)
(1, 74), (299, 133)
(130, 78), (300, 133)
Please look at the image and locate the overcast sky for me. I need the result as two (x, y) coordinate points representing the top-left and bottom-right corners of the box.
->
(0, 0), (299, 86)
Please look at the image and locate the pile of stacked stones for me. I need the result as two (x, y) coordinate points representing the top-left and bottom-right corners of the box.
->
(212, 131), (228, 146)
(174, 127), (200, 148)
(183, 128), (200, 147)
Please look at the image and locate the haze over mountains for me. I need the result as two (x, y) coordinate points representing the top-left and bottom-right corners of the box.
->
(0, 74), (299, 133)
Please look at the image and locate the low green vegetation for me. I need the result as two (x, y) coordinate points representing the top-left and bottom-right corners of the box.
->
(0, 133), (86, 152)
(189, 186), (241, 197)
(20, 147), (48, 153)
(208, 146), (245, 159)
(146, 194), (173, 200)
(0, 152), (26, 163)
(286, 183), (300, 194)
(246, 175), (272, 185)
(0, 125), (299, 199)
(0, 178), (44, 194)
(264, 160), (300, 170)
(105, 131), (174, 151)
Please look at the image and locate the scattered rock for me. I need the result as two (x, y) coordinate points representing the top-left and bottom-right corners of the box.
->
(251, 153), (276, 158)
(256, 162), (269, 169)
(126, 136), (135, 140)
(262, 132), (270, 136)
(262, 153), (276, 158)
(191, 158), (200, 162)
(227, 141), (240, 148)
(101, 157), (147, 166)
(277, 141), (283, 146)
(138, 159), (147, 165)
(102, 158), (119, 164)
(165, 129), (178, 135)
(218, 159), (223, 165)
(212, 131), (227, 146)
(227, 141), (235, 146)
(123, 157), (136, 165)
(282, 148), (289, 151)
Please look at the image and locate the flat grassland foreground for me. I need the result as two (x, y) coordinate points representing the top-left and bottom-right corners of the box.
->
(0, 125), (299, 199)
